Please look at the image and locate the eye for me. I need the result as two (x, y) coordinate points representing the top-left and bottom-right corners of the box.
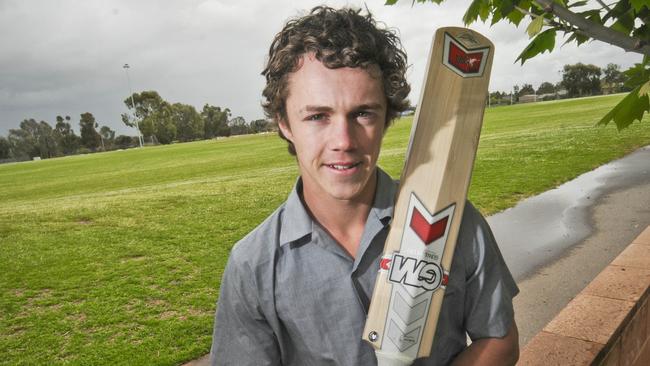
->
(306, 113), (325, 121)
(355, 110), (375, 123)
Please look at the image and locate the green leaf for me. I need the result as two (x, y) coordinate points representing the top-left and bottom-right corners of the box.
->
(610, 21), (628, 34)
(520, 0), (533, 10)
(597, 87), (650, 130)
(463, 0), (484, 24)
(478, 0), (491, 22)
(562, 31), (590, 46)
(624, 62), (650, 89)
(527, 16), (544, 38)
(531, 1), (544, 11)
(506, 8), (526, 25)
(385, 0), (398, 5)
(491, 10), (504, 25)
(631, 0), (648, 12)
(640, 81), (650, 97)
(516, 28), (556, 64)
(499, 0), (515, 16)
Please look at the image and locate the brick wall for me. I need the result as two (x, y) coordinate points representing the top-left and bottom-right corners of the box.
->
(518, 226), (650, 366)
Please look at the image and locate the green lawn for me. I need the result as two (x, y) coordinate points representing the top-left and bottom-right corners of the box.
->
(1, 94), (649, 365)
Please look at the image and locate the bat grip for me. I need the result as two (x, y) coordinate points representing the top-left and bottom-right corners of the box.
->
(375, 351), (414, 366)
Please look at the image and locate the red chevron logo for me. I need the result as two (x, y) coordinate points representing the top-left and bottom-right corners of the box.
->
(448, 41), (484, 74)
(409, 207), (448, 245)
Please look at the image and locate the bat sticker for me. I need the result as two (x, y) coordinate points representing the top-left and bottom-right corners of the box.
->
(442, 33), (490, 78)
(380, 193), (455, 296)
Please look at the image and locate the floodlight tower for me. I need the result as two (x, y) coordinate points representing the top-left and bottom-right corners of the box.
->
(123, 63), (144, 148)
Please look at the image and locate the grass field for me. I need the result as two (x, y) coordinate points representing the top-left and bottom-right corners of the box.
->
(1, 94), (649, 365)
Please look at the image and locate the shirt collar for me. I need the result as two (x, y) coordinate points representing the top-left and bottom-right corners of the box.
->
(371, 168), (396, 224)
(279, 167), (397, 247)
(279, 177), (313, 246)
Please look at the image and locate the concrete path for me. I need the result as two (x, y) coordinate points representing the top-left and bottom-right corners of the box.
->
(489, 146), (650, 346)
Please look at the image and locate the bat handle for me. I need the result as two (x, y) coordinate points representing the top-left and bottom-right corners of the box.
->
(376, 351), (414, 366)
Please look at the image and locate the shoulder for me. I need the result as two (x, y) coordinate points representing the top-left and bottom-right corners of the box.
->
(458, 200), (493, 245)
(455, 200), (500, 276)
(226, 203), (287, 276)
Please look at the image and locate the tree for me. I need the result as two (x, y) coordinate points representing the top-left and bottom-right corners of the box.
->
(537, 81), (556, 94)
(171, 103), (204, 142)
(79, 112), (101, 151)
(55, 115), (80, 155)
(8, 119), (40, 159)
(229, 116), (249, 135)
(202, 104), (231, 138)
(513, 85), (520, 99)
(99, 126), (116, 151)
(562, 63), (602, 97)
(121, 90), (166, 142)
(250, 119), (272, 133)
(37, 121), (61, 158)
(602, 63), (627, 93)
(6, 119), (59, 160)
(0, 136), (11, 160)
(151, 103), (177, 144)
(390, 0), (650, 129)
(518, 83), (535, 96)
(115, 135), (138, 149)
(489, 91), (501, 105)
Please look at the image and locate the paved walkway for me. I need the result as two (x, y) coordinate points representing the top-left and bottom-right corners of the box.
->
(512, 164), (650, 345)
(484, 145), (650, 345)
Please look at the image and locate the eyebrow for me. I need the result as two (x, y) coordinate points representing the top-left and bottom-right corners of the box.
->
(300, 103), (384, 114)
(301, 105), (333, 113)
(354, 103), (384, 111)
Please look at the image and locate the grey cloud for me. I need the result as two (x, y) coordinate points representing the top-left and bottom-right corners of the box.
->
(0, 0), (642, 136)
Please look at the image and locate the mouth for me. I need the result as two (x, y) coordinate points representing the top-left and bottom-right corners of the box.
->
(325, 162), (362, 171)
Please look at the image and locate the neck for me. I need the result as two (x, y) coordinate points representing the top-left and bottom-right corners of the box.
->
(301, 170), (378, 258)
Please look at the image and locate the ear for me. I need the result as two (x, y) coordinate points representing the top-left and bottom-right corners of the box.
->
(277, 117), (294, 142)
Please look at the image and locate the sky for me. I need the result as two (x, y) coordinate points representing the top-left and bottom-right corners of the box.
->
(0, 0), (642, 136)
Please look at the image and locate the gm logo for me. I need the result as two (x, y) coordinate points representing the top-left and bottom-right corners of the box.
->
(387, 253), (443, 291)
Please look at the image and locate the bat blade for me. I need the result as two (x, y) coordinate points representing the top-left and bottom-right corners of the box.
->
(362, 27), (494, 366)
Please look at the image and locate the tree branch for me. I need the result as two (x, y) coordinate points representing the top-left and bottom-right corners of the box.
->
(516, 5), (588, 38)
(595, 0), (611, 12)
(533, 0), (650, 55)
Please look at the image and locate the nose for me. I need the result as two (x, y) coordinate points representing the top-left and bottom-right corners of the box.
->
(329, 117), (356, 151)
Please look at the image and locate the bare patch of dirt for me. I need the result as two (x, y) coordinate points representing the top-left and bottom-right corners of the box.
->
(65, 312), (87, 323)
(160, 310), (178, 320)
(147, 299), (166, 307)
(76, 217), (93, 225)
(119, 255), (147, 263)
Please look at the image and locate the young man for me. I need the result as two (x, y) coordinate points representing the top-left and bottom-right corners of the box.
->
(211, 6), (519, 366)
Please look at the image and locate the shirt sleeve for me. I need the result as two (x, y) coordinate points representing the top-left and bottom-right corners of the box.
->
(210, 254), (281, 366)
(461, 202), (519, 340)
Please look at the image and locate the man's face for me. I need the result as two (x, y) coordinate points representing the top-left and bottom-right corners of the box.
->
(279, 54), (387, 204)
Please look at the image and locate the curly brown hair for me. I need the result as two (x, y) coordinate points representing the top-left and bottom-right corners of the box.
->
(261, 6), (411, 155)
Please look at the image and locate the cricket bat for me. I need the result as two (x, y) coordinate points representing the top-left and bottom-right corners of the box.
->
(362, 27), (494, 366)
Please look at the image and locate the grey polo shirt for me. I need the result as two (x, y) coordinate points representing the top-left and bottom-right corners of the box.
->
(210, 168), (518, 366)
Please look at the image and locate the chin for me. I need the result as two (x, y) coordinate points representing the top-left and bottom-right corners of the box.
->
(327, 185), (367, 202)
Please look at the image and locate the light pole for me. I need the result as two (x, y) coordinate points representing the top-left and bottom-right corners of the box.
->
(123, 63), (143, 148)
